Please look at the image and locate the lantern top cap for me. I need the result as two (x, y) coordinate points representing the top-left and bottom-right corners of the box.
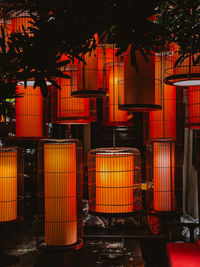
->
(146, 139), (176, 145)
(18, 80), (51, 87)
(89, 147), (140, 155)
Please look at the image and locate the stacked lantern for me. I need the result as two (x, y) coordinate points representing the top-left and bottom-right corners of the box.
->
(51, 64), (96, 124)
(88, 147), (142, 215)
(37, 139), (83, 250)
(118, 45), (162, 111)
(0, 147), (24, 223)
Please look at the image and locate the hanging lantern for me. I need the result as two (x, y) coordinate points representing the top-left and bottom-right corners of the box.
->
(146, 52), (176, 140)
(88, 147), (142, 214)
(164, 45), (200, 86)
(15, 81), (48, 138)
(37, 139), (83, 250)
(11, 11), (33, 34)
(184, 87), (200, 129)
(0, 147), (24, 222)
(71, 36), (106, 98)
(146, 140), (175, 213)
(51, 66), (96, 124)
(118, 45), (162, 111)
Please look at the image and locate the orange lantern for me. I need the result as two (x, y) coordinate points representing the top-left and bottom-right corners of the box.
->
(0, 19), (12, 47)
(147, 140), (175, 212)
(71, 35), (106, 98)
(165, 45), (200, 86)
(184, 87), (200, 129)
(15, 81), (47, 138)
(51, 66), (96, 124)
(148, 52), (176, 139)
(11, 11), (33, 34)
(118, 45), (162, 111)
(0, 147), (24, 222)
(88, 147), (142, 214)
(37, 139), (83, 250)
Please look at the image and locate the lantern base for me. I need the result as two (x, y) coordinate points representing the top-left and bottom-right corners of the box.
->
(118, 104), (162, 112)
(0, 255), (20, 266)
(37, 239), (83, 252)
(164, 73), (200, 86)
(71, 90), (106, 98)
(89, 210), (143, 218)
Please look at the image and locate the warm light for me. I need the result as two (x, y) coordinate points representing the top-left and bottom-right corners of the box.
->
(119, 46), (161, 111)
(88, 148), (142, 214)
(0, 150), (17, 222)
(44, 142), (77, 246)
(12, 13), (33, 34)
(15, 84), (43, 138)
(153, 142), (175, 212)
(149, 53), (176, 139)
(188, 87), (200, 129)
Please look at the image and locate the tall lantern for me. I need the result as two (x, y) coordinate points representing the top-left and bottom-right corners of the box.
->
(51, 66), (96, 124)
(37, 139), (83, 250)
(184, 86), (200, 129)
(0, 147), (24, 223)
(146, 140), (175, 213)
(88, 147), (142, 215)
(146, 51), (176, 140)
(11, 11), (33, 34)
(71, 36), (106, 98)
(15, 81), (48, 138)
(164, 45), (200, 86)
(118, 45), (162, 111)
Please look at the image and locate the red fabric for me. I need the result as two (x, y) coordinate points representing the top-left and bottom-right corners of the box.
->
(167, 243), (200, 267)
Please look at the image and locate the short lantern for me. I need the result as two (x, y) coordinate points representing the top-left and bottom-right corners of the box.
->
(51, 67), (96, 124)
(88, 147), (142, 215)
(184, 87), (200, 129)
(118, 45), (162, 111)
(146, 140), (175, 213)
(15, 81), (47, 138)
(146, 52), (177, 140)
(11, 11), (33, 34)
(0, 147), (24, 223)
(37, 139), (83, 250)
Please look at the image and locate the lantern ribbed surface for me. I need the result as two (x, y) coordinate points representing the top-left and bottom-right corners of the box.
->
(37, 139), (83, 250)
(11, 11), (33, 34)
(0, 147), (24, 223)
(118, 46), (162, 111)
(88, 147), (142, 215)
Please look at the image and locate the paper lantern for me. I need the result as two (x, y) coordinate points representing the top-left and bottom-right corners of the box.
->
(11, 11), (33, 34)
(88, 147), (142, 214)
(148, 52), (176, 139)
(15, 81), (47, 138)
(146, 140), (175, 212)
(0, 19), (12, 48)
(0, 147), (24, 222)
(37, 139), (83, 250)
(164, 45), (200, 86)
(118, 45), (162, 111)
(71, 36), (106, 98)
(51, 67), (96, 124)
(184, 87), (200, 129)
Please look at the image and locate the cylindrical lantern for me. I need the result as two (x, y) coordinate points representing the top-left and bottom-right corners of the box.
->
(0, 19), (12, 48)
(164, 45), (200, 86)
(37, 139), (83, 250)
(0, 147), (24, 222)
(51, 67), (96, 124)
(88, 147), (142, 215)
(15, 81), (47, 138)
(184, 87), (200, 129)
(11, 11), (33, 34)
(118, 46), (162, 111)
(146, 140), (175, 213)
(147, 52), (176, 140)
(71, 36), (106, 98)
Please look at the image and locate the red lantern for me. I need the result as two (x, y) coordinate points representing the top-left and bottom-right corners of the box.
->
(185, 87), (200, 129)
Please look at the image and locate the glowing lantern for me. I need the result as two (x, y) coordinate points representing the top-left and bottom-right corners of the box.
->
(147, 140), (175, 212)
(52, 67), (96, 124)
(0, 19), (12, 48)
(15, 81), (46, 138)
(88, 147), (142, 214)
(71, 35), (106, 98)
(148, 52), (176, 139)
(185, 87), (200, 129)
(0, 147), (24, 222)
(12, 11), (33, 34)
(118, 45), (162, 111)
(37, 139), (83, 250)
(165, 45), (200, 86)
